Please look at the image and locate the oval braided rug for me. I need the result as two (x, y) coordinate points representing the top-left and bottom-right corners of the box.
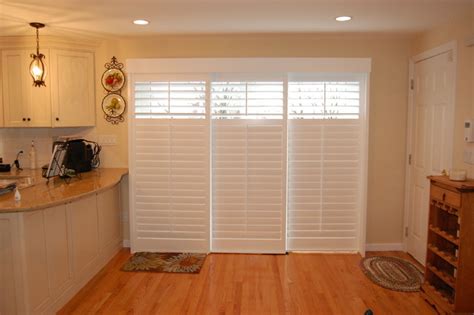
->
(360, 256), (424, 292)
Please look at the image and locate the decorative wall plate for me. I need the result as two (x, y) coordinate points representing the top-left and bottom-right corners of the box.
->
(102, 93), (126, 124)
(101, 68), (125, 92)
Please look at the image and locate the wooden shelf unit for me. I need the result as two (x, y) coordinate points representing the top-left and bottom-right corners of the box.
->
(421, 176), (474, 314)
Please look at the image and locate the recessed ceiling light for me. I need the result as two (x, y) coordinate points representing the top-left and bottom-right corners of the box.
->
(133, 19), (149, 25)
(335, 16), (352, 22)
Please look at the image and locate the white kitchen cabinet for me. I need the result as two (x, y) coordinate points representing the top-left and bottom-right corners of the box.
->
(0, 185), (122, 314)
(43, 205), (72, 298)
(23, 211), (52, 313)
(0, 215), (19, 315)
(98, 186), (122, 255)
(1, 48), (95, 128)
(67, 194), (100, 279)
(50, 50), (95, 127)
(1, 49), (52, 127)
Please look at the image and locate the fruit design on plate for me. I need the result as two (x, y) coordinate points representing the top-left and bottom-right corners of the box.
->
(104, 71), (123, 90)
(105, 97), (122, 116)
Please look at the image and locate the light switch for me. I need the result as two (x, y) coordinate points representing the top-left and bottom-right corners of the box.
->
(464, 148), (474, 165)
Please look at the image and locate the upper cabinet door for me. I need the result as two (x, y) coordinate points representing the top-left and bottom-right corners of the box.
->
(28, 49), (52, 127)
(2, 50), (29, 127)
(2, 49), (52, 127)
(51, 50), (95, 127)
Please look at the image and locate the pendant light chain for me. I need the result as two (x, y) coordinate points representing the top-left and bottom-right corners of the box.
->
(36, 27), (40, 55)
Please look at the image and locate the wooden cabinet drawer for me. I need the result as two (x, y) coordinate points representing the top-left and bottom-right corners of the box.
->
(431, 185), (461, 208)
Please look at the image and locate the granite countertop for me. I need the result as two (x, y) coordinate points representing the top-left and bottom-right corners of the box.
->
(0, 168), (128, 213)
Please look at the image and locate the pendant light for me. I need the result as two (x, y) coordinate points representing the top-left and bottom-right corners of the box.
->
(29, 22), (46, 87)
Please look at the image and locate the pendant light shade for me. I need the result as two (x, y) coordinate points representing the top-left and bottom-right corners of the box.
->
(29, 22), (46, 87)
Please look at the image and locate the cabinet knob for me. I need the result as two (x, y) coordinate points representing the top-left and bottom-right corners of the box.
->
(56, 117), (59, 121)
(22, 118), (26, 121)
(27, 118), (31, 121)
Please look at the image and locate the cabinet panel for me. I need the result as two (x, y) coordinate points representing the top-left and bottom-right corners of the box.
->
(2, 50), (28, 127)
(98, 186), (121, 251)
(0, 217), (17, 315)
(2, 49), (52, 127)
(44, 204), (71, 296)
(23, 211), (50, 312)
(67, 195), (99, 277)
(51, 50), (95, 127)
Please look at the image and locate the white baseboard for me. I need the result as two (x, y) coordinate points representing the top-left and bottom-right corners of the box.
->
(366, 243), (404, 251)
(123, 240), (130, 248)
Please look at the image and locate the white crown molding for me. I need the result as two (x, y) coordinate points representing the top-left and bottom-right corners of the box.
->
(0, 35), (101, 51)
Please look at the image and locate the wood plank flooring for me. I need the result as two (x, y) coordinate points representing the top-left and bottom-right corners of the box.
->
(59, 249), (436, 315)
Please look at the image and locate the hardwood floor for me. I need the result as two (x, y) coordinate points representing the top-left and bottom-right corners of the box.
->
(59, 249), (436, 315)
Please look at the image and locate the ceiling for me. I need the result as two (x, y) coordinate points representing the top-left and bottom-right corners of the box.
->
(0, 0), (472, 37)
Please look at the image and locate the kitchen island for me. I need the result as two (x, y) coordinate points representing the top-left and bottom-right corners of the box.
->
(0, 168), (128, 315)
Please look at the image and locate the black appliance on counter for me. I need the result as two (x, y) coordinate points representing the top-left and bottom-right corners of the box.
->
(43, 138), (101, 179)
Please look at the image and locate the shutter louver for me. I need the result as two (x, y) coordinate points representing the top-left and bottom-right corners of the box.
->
(287, 81), (362, 251)
(131, 81), (209, 252)
(211, 81), (286, 253)
(288, 82), (360, 119)
(134, 81), (206, 119)
(211, 82), (283, 119)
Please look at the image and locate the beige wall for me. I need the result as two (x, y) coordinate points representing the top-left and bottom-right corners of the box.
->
(93, 33), (414, 245)
(412, 12), (473, 176)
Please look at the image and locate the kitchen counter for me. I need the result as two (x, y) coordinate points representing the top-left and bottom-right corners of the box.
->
(0, 168), (128, 213)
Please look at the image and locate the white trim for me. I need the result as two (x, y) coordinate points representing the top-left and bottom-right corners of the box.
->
(411, 41), (457, 63)
(403, 41), (457, 254)
(127, 58), (372, 74)
(123, 240), (130, 248)
(366, 243), (404, 252)
(128, 73), (137, 253)
(290, 250), (359, 254)
(358, 73), (370, 257)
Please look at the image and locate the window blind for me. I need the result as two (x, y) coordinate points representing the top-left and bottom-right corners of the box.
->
(211, 81), (286, 253)
(211, 82), (284, 119)
(287, 81), (362, 251)
(288, 81), (360, 119)
(134, 81), (206, 119)
(128, 63), (369, 255)
(130, 80), (209, 252)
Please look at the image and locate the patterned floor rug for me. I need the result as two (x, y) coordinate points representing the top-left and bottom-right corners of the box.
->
(360, 256), (424, 292)
(121, 252), (207, 274)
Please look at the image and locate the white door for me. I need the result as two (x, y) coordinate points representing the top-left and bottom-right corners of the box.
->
(407, 50), (455, 264)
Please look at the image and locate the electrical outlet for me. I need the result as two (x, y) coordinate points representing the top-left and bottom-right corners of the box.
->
(98, 135), (118, 146)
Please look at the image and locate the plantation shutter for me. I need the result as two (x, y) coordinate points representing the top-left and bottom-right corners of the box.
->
(287, 79), (365, 251)
(130, 78), (210, 252)
(211, 81), (287, 253)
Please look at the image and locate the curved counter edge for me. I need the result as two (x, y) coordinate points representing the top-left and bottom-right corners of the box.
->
(0, 168), (128, 213)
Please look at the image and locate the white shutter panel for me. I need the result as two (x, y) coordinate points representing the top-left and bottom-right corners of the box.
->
(130, 81), (209, 252)
(211, 82), (286, 253)
(287, 81), (362, 251)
